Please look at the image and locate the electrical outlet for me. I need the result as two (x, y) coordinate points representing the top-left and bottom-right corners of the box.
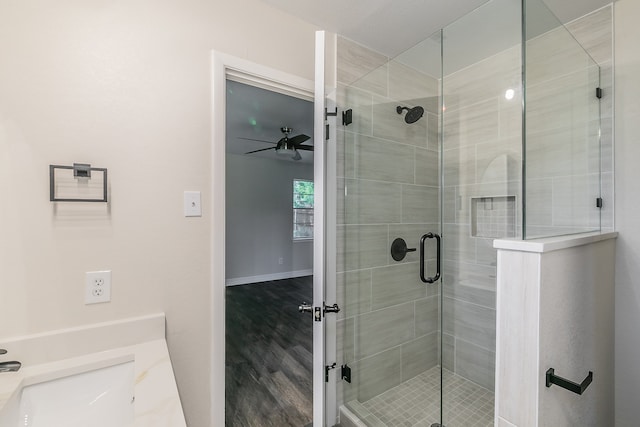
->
(85, 271), (111, 304)
(278, 257), (284, 265)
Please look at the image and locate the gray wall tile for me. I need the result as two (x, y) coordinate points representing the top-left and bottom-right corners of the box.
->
(565, 6), (612, 66)
(356, 347), (402, 401)
(337, 270), (372, 320)
(336, 84), (374, 136)
(371, 263), (427, 310)
(352, 63), (388, 97)
(443, 98), (500, 150)
(388, 60), (439, 102)
(415, 148), (439, 187)
(415, 296), (439, 336)
(443, 144), (476, 186)
(337, 317), (355, 365)
(443, 266), (496, 309)
(401, 333), (438, 381)
(442, 224), (475, 262)
(443, 46), (520, 111)
(455, 338), (496, 391)
(442, 333), (455, 371)
(337, 225), (389, 272)
(337, 36), (388, 86)
(355, 302), (415, 359)
(443, 296), (496, 351)
(355, 134), (416, 183)
(401, 185), (439, 223)
(343, 178), (403, 225)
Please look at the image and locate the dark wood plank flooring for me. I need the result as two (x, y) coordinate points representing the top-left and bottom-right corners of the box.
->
(225, 276), (314, 427)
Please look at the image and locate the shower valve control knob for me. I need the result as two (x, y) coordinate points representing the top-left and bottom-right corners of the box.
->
(298, 302), (313, 313)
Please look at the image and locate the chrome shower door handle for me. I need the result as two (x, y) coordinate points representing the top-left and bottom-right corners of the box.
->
(420, 232), (441, 284)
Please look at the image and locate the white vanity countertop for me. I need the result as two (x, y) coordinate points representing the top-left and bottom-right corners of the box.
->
(0, 314), (186, 427)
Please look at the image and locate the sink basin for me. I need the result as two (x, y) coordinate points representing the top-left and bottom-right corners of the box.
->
(0, 355), (135, 427)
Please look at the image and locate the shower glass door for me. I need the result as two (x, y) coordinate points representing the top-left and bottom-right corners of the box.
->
(336, 31), (444, 426)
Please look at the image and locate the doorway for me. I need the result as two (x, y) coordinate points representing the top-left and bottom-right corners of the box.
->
(210, 51), (320, 426)
(224, 79), (315, 425)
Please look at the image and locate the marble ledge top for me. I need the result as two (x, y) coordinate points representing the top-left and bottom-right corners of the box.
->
(0, 339), (186, 427)
(494, 231), (618, 253)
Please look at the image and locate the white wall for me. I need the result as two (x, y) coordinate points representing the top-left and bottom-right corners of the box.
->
(225, 153), (313, 284)
(0, 1), (318, 426)
(614, 0), (640, 425)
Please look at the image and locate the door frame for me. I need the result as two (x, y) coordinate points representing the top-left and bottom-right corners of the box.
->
(210, 50), (319, 426)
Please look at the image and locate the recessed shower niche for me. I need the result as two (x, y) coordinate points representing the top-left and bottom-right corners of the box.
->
(471, 196), (517, 239)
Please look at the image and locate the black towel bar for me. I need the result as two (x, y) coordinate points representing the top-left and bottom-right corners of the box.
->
(545, 368), (593, 395)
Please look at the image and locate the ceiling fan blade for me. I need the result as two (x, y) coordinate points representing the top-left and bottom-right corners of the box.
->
(296, 145), (314, 151)
(244, 147), (276, 154)
(237, 137), (276, 144)
(289, 134), (311, 145)
(292, 150), (302, 161)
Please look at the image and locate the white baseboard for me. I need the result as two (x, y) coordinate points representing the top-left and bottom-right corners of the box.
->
(225, 269), (313, 286)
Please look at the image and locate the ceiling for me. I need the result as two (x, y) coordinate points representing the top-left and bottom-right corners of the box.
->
(225, 80), (314, 164)
(259, 0), (613, 58)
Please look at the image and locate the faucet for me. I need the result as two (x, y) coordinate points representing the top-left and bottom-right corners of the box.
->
(0, 349), (21, 372)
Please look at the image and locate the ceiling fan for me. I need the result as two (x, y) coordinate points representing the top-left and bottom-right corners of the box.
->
(242, 127), (312, 161)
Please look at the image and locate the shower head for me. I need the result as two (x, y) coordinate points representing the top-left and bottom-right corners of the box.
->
(396, 105), (424, 124)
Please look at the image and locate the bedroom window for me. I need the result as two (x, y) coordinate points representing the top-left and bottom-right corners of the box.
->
(293, 179), (314, 241)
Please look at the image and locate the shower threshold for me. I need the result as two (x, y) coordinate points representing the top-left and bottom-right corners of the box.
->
(344, 366), (494, 427)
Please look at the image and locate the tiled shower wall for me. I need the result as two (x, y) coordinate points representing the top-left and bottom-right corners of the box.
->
(440, 43), (522, 392)
(335, 36), (441, 405)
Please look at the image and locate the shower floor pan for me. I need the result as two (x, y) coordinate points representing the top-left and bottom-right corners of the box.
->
(344, 366), (494, 427)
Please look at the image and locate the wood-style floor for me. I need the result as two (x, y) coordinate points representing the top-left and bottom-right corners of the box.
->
(225, 276), (314, 427)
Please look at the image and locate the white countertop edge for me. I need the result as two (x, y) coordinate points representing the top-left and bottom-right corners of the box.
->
(494, 231), (618, 253)
(0, 313), (166, 366)
(0, 339), (186, 427)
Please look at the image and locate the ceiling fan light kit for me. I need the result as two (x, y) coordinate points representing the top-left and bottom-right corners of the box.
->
(242, 126), (312, 161)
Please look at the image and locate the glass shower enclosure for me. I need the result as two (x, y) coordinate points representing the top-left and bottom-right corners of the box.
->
(334, 0), (601, 425)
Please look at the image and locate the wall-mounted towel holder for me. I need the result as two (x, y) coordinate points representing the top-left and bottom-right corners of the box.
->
(546, 368), (592, 395)
(49, 163), (108, 202)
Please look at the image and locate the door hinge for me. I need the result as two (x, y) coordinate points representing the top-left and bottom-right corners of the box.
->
(325, 363), (336, 382)
(325, 107), (338, 120)
(596, 197), (603, 208)
(341, 364), (352, 383)
(342, 109), (353, 126)
(326, 363), (352, 383)
(596, 87), (603, 99)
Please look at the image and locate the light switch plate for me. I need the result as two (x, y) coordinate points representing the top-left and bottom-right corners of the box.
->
(184, 191), (202, 217)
